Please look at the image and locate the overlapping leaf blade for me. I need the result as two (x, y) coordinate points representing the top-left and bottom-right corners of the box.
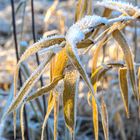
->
(112, 29), (138, 101)
(4, 53), (54, 116)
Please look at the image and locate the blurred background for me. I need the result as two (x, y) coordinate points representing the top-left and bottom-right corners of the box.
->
(0, 0), (140, 140)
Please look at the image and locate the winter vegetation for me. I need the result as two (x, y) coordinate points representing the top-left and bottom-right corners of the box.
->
(0, 0), (140, 140)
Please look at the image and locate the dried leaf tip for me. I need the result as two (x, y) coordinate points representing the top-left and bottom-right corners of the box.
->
(96, 0), (140, 15)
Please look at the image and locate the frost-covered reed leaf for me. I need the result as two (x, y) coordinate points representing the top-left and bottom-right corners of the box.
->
(25, 75), (63, 102)
(92, 96), (98, 140)
(119, 67), (129, 118)
(53, 48), (68, 77)
(75, 0), (87, 21)
(13, 35), (65, 102)
(66, 43), (96, 100)
(91, 65), (112, 92)
(112, 29), (138, 101)
(19, 35), (65, 63)
(54, 93), (59, 140)
(96, 0), (140, 16)
(92, 38), (106, 74)
(101, 99), (109, 140)
(63, 66), (79, 133)
(4, 53), (54, 116)
(20, 103), (25, 140)
(41, 92), (55, 140)
(91, 8), (112, 39)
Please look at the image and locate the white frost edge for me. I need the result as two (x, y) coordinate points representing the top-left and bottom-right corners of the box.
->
(96, 0), (140, 14)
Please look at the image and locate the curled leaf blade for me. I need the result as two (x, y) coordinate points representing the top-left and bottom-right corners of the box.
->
(112, 29), (138, 101)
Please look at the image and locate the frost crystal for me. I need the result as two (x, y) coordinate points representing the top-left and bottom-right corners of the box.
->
(76, 15), (108, 33)
(66, 15), (108, 44)
(96, 0), (140, 15)
(38, 34), (65, 43)
(66, 25), (85, 44)
(38, 44), (63, 55)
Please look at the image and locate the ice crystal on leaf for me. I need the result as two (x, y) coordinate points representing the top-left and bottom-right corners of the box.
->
(96, 0), (140, 15)
(66, 15), (108, 45)
(76, 15), (108, 33)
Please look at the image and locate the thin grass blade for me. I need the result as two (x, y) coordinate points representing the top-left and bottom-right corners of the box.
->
(4, 53), (54, 116)
(101, 99), (109, 140)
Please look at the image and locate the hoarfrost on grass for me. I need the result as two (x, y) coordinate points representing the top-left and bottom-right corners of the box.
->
(96, 0), (140, 14)
(66, 25), (85, 45)
(66, 15), (109, 45)
(38, 34), (65, 43)
(76, 15), (108, 33)
(38, 42), (65, 55)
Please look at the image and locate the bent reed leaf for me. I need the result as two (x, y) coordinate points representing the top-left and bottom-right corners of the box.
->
(25, 75), (63, 102)
(66, 43), (97, 101)
(91, 65), (112, 92)
(119, 67), (129, 118)
(4, 53), (54, 116)
(13, 36), (65, 105)
(112, 29), (138, 101)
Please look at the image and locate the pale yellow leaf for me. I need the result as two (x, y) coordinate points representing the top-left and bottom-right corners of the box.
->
(91, 65), (112, 93)
(20, 103), (25, 140)
(63, 65), (79, 134)
(41, 92), (55, 140)
(113, 29), (138, 101)
(101, 99), (109, 140)
(25, 75), (63, 102)
(92, 96), (98, 140)
(119, 67), (129, 118)
(54, 93), (59, 140)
